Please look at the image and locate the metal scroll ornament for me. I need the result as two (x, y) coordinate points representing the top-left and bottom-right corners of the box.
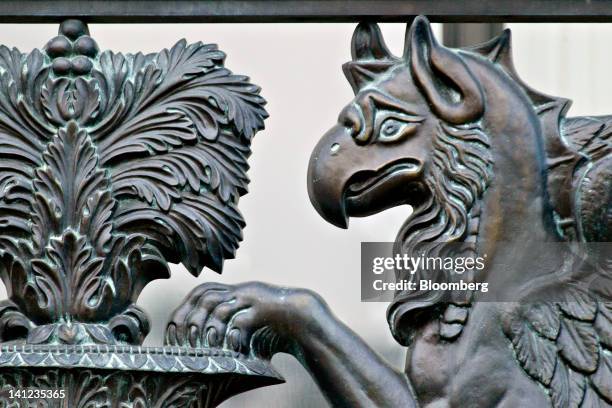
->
(0, 20), (281, 406)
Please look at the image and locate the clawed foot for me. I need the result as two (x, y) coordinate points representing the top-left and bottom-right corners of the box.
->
(165, 282), (324, 357)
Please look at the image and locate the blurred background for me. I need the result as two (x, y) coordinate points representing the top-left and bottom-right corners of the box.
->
(0, 21), (610, 407)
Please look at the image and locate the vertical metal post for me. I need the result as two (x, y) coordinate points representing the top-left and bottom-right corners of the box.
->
(443, 23), (505, 47)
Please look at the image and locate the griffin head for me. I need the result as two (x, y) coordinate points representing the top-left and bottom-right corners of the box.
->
(308, 17), (489, 230)
(308, 16), (498, 346)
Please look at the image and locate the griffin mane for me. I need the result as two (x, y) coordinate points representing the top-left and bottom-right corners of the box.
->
(385, 28), (595, 346)
(387, 29), (575, 345)
(395, 122), (492, 253)
(388, 121), (493, 345)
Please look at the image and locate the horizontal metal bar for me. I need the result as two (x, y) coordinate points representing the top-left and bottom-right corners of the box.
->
(2, 0), (612, 23)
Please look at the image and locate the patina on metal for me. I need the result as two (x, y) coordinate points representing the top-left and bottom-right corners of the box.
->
(172, 16), (611, 407)
(0, 19), (281, 406)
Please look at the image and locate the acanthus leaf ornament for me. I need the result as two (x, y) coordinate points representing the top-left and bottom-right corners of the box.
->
(0, 19), (268, 346)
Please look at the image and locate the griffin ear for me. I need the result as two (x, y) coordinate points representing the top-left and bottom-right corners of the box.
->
(405, 16), (484, 124)
(351, 22), (393, 61)
(344, 22), (396, 94)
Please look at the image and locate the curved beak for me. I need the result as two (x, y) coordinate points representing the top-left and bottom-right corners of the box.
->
(307, 125), (354, 228)
(307, 125), (422, 229)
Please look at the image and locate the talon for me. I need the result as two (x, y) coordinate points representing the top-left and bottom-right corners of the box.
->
(206, 327), (218, 347)
(200, 328), (208, 347)
(228, 328), (242, 353)
(189, 325), (199, 348)
(166, 323), (177, 345)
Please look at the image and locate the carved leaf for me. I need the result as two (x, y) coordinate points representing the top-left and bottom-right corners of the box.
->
(155, 377), (203, 408)
(27, 323), (55, 344)
(29, 231), (108, 320)
(41, 77), (100, 126)
(112, 165), (180, 212)
(72, 370), (110, 408)
(0, 46), (52, 144)
(0, 240), (31, 296)
(105, 235), (169, 305)
(31, 122), (114, 252)
(0, 200), (32, 240)
(22, 119), (119, 323)
(0, 299), (32, 342)
(194, 66), (268, 140)
(111, 128), (251, 210)
(81, 190), (115, 256)
(97, 108), (198, 165)
(114, 192), (244, 274)
(0, 46), (51, 258)
(92, 41), (235, 165)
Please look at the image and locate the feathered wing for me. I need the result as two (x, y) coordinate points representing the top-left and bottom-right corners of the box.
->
(563, 116), (612, 162)
(506, 291), (612, 407)
(508, 113), (611, 405)
(90, 40), (267, 275)
(561, 117), (611, 251)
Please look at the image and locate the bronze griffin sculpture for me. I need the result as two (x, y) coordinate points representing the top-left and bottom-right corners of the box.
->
(168, 16), (611, 407)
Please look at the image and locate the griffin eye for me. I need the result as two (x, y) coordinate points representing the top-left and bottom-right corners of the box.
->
(382, 120), (401, 137)
(377, 118), (414, 143)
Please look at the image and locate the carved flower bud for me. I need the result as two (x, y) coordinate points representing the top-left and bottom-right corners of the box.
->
(52, 57), (71, 76)
(59, 19), (89, 41)
(74, 36), (99, 58)
(45, 35), (72, 58)
(71, 56), (93, 75)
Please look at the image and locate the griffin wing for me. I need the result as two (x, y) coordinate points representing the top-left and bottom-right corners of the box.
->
(564, 116), (612, 162)
(506, 292), (612, 407)
(509, 112), (611, 405)
(562, 117), (611, 246)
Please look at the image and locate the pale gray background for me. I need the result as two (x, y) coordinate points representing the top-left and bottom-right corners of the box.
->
(0, 22), (610, 407)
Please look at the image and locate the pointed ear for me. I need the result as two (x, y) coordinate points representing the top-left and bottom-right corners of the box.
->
(403, 15), (435, 60)
(344, 22), (396, 94)
(351, 22), (393, 61)
(404, 16), (484, 124)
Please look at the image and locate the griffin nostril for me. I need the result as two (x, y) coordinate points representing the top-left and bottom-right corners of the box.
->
(330, 143), (340, 155)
